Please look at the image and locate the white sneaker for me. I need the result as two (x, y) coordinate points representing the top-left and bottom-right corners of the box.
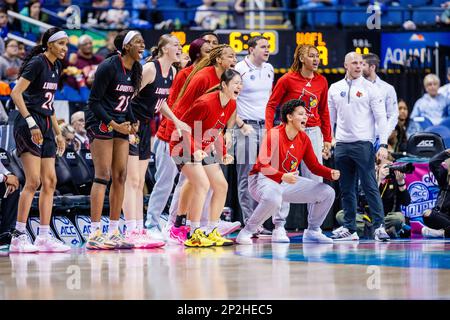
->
(236, 228), (253, 245)
(422, 226), (445, 238)
(10, 231), (38, 253)
(272, 227), (290, 243)
(34, 236), (71, 253)
(331, 227), (359, 241)
(302, 229), (333, 244)
(374, 225), (390, 242)
(147, 227), (165, 241)
(217, 220), (241, 236)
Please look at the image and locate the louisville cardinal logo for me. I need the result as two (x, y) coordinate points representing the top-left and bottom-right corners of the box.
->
(282, 150), (299, 173)
(99, 122), (112, 133)
(202, 119), (226, 145)
(356, 91), (363, 98)
(299, 88), (318, 113)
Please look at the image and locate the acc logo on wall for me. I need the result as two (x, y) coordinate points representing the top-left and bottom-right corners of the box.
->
(75, 215), (92, 242)
(53, 216), (83, 247)
(28, 217), (56, 239)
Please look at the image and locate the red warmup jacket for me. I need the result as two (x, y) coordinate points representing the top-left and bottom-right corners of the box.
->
(164, 66), (220, 143)
(250, 123), (332, 183)
(265, 71), (332, 143)
(170, 91), (236, 157)
(156, 64), (194, 142)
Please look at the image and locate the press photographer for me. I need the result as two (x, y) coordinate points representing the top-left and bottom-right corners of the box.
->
(336, 159), (412, 238)
(422, 149), (450, 238)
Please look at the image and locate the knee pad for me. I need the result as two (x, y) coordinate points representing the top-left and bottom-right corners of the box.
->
(93, 177), (109, 186)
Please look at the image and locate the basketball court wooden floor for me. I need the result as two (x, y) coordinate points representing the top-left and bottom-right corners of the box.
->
(1, 235), (450, 300)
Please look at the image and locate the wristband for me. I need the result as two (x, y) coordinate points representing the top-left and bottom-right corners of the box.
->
(25, 115), (38, 129)
(379, 144), (388, 149)
(398, 182), (406, 187)
(238, 122), (244, 129)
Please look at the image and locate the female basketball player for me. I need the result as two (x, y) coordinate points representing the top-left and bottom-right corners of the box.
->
(84, 30), (144, 250)
(164, 45), (237, 244)
(123, 34), (186, 248)
(10, 27), (70, 253)
(236, 99), (340, 245)
(170, 69), (242, 247)
(145, 38), (212, 237)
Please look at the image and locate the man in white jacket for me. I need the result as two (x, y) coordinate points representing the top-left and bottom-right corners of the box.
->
(328, 52), (390, 242)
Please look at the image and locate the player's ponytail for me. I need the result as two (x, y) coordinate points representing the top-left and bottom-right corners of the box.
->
(19, 27), (63, 77)
(175, 44), (231, 105)
(146, 34), (175, 63)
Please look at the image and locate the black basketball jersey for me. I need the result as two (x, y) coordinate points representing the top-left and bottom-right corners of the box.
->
(86, 55), (135, 124)
(20, 54), (62, 117)
(131, 60), (174, 121)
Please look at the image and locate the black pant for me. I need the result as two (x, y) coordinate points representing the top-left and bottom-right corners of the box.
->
(423, 209), (450, 237)
(0, 183), (19, 233)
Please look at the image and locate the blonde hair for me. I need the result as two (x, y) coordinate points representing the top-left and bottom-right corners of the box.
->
(291, 44), (319, 74)
(147, 34), (177, 62)
(423, 73), (440, 87)
(175, 44), (232, 105)
(61, 123), (76, 138)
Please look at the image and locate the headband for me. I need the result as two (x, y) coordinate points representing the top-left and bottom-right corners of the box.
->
(48, 31), (69, 43)
(123, 31), (140, 48)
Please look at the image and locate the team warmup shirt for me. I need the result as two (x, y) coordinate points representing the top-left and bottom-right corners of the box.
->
(131, 60), (174, 121)
(86, 55), (136, 125)
(20, 54), (62, 116)
(156, 64), (194, 142)
(165, 65), (220, 142)
(250, 124), (332, 183)
(265, 71), (332, 143)
(170, 91), (236, 157)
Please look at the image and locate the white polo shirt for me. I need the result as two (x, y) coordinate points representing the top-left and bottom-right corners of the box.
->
(235, 56), (274, 121)
(328, 76), (388, 144)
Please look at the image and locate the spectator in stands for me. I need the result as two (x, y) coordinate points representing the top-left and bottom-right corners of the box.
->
(329, 52), (390, 242)
(19, 0), (49, 39)
(407, 74), (449, 137)
(106, 0), (130, 29)
(362, 53), (398, 141)
(17, 42), (26, 60)
(388, 99), (409, 153)
(0, 161), (20, 247)
(230, 0), (245, 29)
(61, 123), (80, 152)
(438, 67), (450, 103)
(70, 111), (89, 150)
(0, 8), (10, 38)
(195, 0), (221, 30)
(421, 149), (450, 238)
(96, 31), (117, 59)
(336, 159), (410, 238)
(437, 1), (450, 25)
(0, 39), (22, 83)
(67, 35), (104, 89)
(84, 0), (109, 28)
(3, 0), (21, 32)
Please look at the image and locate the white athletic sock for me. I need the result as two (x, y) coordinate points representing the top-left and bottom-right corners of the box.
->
(15, 221), (27, 233)
(207, 220), (220, 234)
(125, 220), (136, 233)
(38, 225), (50, 238)
(136, 219), (144, 231)
(190, 222), (200, 236)
(109, 220), (119, 234)
(91, 222), (100, 234)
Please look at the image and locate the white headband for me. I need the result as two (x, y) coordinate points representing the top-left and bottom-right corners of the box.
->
(48, 31), (69, 43)
(123, 31), (139, 48)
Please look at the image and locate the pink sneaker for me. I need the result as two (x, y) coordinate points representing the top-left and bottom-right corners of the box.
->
(170, 225), (189, 245)
(139, 229), (165, 249)
(125, 229), (146, 249)
(411, 220), (425, 235)
(34, 236), (71, 253)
